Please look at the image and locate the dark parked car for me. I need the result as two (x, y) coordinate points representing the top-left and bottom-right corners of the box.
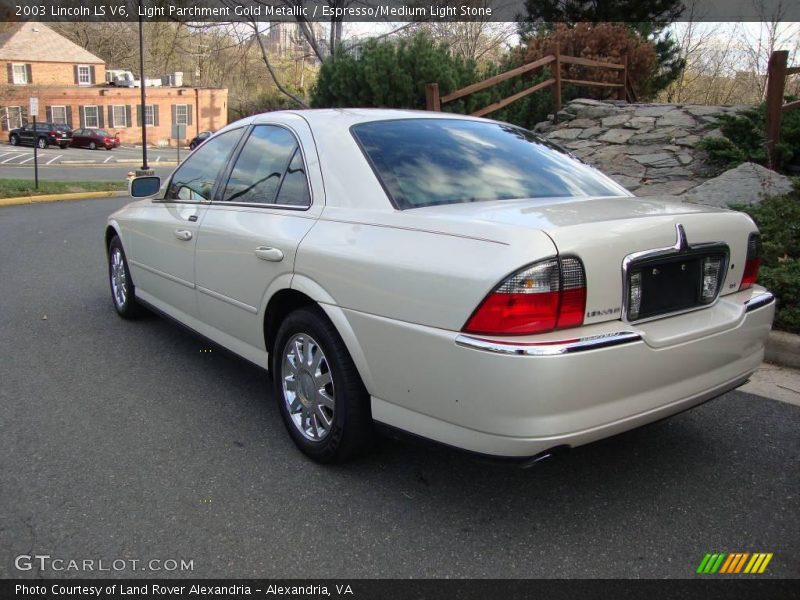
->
(71, 129), (120, 150)
(189, 130), (212, 150)
(9, 122), (72, 149)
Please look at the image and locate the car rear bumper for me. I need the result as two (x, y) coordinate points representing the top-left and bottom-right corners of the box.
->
(342, 287), (774, 457)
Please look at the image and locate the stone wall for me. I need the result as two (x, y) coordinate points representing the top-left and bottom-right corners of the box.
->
(534, 99), (747, 196)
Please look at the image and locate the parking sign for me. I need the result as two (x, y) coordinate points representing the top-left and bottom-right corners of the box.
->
(29, 97), (38, 118)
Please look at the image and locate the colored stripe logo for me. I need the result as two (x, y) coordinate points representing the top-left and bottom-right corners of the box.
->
(696, 552), (773, 574)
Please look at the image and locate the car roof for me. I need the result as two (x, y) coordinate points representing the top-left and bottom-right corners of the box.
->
(220, 108), (490, 135)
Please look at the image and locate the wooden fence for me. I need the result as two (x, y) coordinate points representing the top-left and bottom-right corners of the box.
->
(765, 50), (800, 170)
(425, 51), (634, 120)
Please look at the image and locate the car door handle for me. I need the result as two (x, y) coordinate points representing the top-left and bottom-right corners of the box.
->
(254, 246), (284, 262)
(173, 229), (193, 241)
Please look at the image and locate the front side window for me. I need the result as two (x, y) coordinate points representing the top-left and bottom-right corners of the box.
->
(111, 105), (126, 128)
(222, 125), (309, 206)
(351, 119), (628, 209)
(51, 106), (67, 125)
(77, 65), (91, 85)
(12, 64), (27, 84)
(165, 128), (243, 202)
(83, 106), (99, 128)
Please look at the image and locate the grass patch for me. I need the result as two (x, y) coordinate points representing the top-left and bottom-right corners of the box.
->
(0, 178), (125, 199)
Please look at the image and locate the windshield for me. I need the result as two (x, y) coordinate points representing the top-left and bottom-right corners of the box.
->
(351, 118), (627, 209)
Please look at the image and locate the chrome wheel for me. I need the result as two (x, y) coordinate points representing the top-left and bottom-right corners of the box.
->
(281, 333), (335, 441)
(110, 247), (128, 308)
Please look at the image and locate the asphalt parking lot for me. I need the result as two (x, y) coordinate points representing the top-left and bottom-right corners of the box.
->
(0, 143), (181, 166)
(0, 197), (798, 579)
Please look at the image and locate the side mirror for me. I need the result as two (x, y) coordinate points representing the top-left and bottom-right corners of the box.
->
(129, 176), (161, 198)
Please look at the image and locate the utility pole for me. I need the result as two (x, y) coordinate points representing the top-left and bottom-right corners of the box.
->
(138, 0), (151, 174)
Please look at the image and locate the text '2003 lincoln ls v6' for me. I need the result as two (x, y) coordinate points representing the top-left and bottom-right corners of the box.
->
(106, 109), (774, 464)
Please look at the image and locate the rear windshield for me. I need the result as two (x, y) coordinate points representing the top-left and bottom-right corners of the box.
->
(351, 118), (626, 209)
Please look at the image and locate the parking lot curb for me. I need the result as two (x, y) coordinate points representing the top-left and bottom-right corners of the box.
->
(0, 190), (126, 207)
(766, 330), (800, 369)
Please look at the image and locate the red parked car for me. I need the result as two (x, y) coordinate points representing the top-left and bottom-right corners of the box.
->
(71, 129), (120, 150)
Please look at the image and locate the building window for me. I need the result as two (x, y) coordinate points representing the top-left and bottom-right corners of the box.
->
(175, 104), (188, 125)
(6, 106), (23, 129)
(111, 105), (127, 128)
(84, 105), (99, 128)
(143, 105), (155, 126)
(12, 64), (28, 85)
(51, 106), (67, 125)
(77, 65), (91, 85)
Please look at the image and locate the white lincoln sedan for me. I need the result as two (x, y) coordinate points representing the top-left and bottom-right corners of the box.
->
(106, 109), (774, 464)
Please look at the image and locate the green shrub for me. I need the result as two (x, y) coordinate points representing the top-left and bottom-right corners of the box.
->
(699, 102), (800, 172)
(732, 186), (800, 333)
(311, 33), (482, 113)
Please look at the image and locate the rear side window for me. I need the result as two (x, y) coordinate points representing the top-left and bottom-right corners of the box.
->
(222, 125), (310, 207)
(351, 119), (626, 209)
(165, 129), (243, 202)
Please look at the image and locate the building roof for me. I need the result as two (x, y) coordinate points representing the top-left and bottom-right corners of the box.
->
(0, 22), (104, 64)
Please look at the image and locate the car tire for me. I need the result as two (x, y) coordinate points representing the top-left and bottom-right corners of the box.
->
(108, 236), (144, 319)
(37, 137), (47, 149)
(89, 141), (97, 150)
(9, 134), (19, 146)
(273, 307), (373, 463)
(59, 143), (68, 149)
(190, 142), (197, 150)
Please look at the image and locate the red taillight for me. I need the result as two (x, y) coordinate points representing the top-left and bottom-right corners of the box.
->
(463, 257), (586, 336)
(739, 233), (761, 290)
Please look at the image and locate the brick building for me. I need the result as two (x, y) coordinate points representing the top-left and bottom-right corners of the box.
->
(0, 22), (228, 146)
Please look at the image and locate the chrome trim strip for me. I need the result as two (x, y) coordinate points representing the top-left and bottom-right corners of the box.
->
(196, 285), (259, 314)
(455, 331), (642, 356)
(744, 291), (775, 313)
(129, 260), (195, 289)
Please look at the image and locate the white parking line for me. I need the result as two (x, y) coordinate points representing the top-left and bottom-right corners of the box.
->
(0, 152), (12, 159)
(155, 156), (161, 163)
(19, 156), (36, 164)
(103, 155), (113, 163)
(46, 154), (63, 165)
(1, 153), (26, 164)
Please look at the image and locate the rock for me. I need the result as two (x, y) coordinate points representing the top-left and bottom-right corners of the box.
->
(597, 128), (636, 144)
(685, 105), (723, 117)
(563, 140), (601, 149)
(677, 153), (693, 165)
(646, 166), (694, 179)
(626, 116), (655, 130)
(656, 110), (697, 128)
(578, 105), (620, 119)
(631, 152), (680, 167)
(610, 174), (641, 190)
(556, 110), (575, 121)
(578, 126), (604, 139)
(637, 180), (697, 195)
(568, 98), (608, 106)
(681, 162), (794, 207)
(676, 135), (701, 147)
(633, 105), (675, 117)
(629, 132), (671, 145)
(705, 129), (726, 140)
(546, 128), (583, 140)
(565, 118), (599, 128)
(623, 144), (666, 155)
(601, 115), (630, 128)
